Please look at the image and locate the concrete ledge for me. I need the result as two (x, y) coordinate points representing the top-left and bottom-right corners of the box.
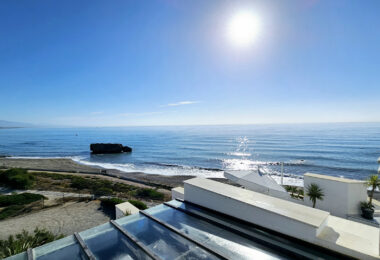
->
(184, 178), (380, 259)
(184, 178), (329, 243)
(304, 172), (365, 184)
(115, 202), (139, 219)
(317, 216), (380, 259)
(171, 187), (184, 200)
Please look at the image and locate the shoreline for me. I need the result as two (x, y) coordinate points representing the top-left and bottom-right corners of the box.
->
(0, 157), (235, 189)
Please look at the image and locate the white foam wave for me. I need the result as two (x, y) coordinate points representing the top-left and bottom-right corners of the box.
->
(222, 159), (268, 171)
(6, 155), (304, 186)
(227, 152), (252, 157)
(72, 158), (225, 178)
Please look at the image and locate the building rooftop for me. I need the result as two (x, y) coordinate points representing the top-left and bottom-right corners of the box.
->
(8, 199), (356, 260)
(7, 177), (379, 260)
(186, 177), (329, 228)
(304, 172), (365, 184)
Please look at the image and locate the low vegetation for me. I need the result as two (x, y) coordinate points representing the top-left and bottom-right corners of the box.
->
(128, 199), (147, 210)
(0, 205), (26, 220)
(285, 185), (304, 199)
(99, 198), (148, 210)
(32, 171), (165, 201)
(0, 169), (165, 202)
(0, 169), (163, 220)
(0, 228), (63, 258)
(0, 193), (46, 207)
(99, 197), (125, 219)
(135, 188), (164, 200)
(0, 193), (47, 220)
(100, 197), (125, 207)
(0, 168), (35, 189)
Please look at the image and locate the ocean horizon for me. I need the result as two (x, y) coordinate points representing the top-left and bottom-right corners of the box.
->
(1, 123), (379, 186)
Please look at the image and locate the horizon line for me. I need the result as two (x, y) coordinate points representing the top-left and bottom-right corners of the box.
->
(6, 120), (380, 128)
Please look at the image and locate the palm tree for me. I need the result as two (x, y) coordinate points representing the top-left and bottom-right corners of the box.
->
(297, 188), (304, 199)
(289, 186), (298, 198)
(366, 174), (380, 205)
(285, 185), (298, 198)
(306, 183), (324, 208)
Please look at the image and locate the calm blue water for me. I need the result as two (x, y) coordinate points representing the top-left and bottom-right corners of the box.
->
(0, 124), (379, 182)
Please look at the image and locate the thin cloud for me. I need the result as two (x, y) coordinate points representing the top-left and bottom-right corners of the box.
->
(163, 101), (200, 107)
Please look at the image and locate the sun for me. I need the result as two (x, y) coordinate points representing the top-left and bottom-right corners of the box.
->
(227, 11), (261, 48)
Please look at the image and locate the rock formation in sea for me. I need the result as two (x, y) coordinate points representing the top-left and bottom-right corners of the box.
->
(90, 143), (132, 154)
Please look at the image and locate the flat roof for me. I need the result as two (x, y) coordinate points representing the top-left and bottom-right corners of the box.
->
(304, 172), (365, 184)
(185, 177), (329, 228)
(6, 199), (353, 260)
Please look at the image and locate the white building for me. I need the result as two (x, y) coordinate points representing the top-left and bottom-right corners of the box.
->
(185, 177), (380, 259)
(224, 170), (290, 200)
(303, 172), (367, 218)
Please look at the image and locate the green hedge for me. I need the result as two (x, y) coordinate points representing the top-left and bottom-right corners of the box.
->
(0, 193), (46, 207)
(135, 188), (164, 200)
(100, 198), (125, 207)
(0, 205), (25, 220)
(0, 168), (35, 189)
(128, 199), (147, 210)
(31, 172), (165, 201)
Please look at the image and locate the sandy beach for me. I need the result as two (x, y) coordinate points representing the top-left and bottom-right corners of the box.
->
(0, 158), (232, 189)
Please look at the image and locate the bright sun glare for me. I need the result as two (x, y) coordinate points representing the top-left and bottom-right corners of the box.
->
(227, 11), (260, 48)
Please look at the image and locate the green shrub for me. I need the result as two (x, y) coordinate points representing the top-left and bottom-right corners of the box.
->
(0, 228), (63, 258)
(70, 177), (94, 190)
(135, 188), (164, 200)
(33, 172), (72, 180)
(0, 168), (35, 189)
(113, 182), (133, 192)
(100, 197), (125, 219)
(94, 187), (113, 196)
(100, 197), (125, 207)
(0, 193), (46, 206)
(31, 172), (165, 201)
(128, 199), (147, 210)
(70, 177), (114, 196)
(0, 205), (25, 220)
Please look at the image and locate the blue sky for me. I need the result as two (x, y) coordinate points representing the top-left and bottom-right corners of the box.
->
(1, 0), (379, 126)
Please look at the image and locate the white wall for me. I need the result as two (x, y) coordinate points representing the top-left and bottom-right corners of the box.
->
(184, 178), (330, 244)
(115, 202), (139, 219)
(303, 173), (367, 217)
(183, 177), (380, 260)
(171, 187), (184, 200)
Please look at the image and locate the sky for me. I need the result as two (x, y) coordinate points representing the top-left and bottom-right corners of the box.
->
(0, 0), (379, 126)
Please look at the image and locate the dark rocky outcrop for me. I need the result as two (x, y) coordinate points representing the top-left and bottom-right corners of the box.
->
(122, 146), (132, 152)
(90, 143), (132, 154)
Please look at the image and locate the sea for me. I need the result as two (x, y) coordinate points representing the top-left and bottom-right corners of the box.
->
(1, 123), (379, 186)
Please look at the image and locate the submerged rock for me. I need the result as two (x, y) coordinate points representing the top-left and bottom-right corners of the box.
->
(90, 143), (132, 154)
